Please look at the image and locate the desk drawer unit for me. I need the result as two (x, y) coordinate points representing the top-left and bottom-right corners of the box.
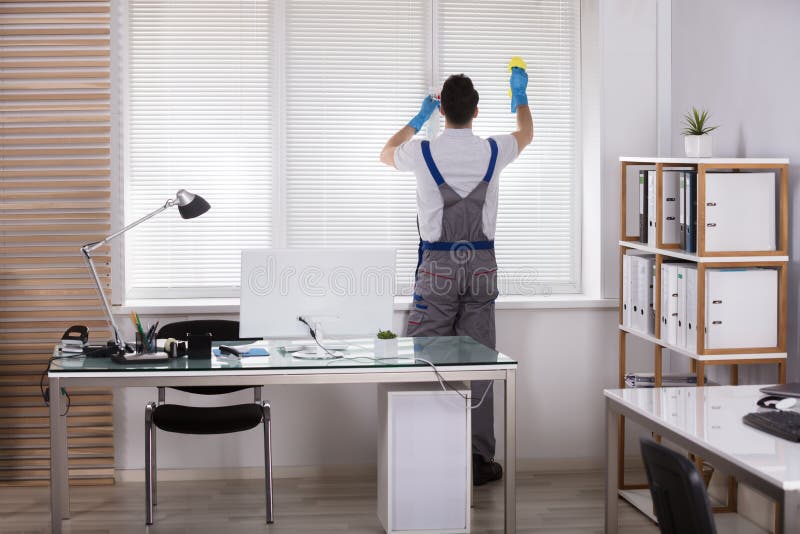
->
(378, 383), (471, 534)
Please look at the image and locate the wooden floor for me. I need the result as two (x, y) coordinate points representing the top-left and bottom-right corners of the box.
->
(0, 470), (658, 533)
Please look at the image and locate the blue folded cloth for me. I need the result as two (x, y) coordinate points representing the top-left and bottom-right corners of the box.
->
(212, 347), (269, 357)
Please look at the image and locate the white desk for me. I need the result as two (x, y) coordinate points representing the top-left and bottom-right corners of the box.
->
(48, 336), (518, 534)
(604, 385), (800, 533)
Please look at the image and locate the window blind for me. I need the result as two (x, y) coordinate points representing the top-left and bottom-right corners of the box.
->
(284, 0), (426, 293)
(126, 0), (272, 297)
(124, 0), (580, 298)
(440, 0), (579, 294)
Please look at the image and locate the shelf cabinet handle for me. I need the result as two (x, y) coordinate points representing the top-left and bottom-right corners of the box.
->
(707, 223), (717, 227)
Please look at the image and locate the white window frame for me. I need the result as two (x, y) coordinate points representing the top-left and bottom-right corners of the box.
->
(111, 0), (587, 305)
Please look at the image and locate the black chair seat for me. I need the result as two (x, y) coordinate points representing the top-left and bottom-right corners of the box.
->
(152, 404), (264, 435)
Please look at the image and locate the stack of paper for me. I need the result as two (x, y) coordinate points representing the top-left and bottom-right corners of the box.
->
(624, 372), (703, 388)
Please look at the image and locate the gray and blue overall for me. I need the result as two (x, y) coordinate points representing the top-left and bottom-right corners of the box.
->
(407, 138), (500, 462)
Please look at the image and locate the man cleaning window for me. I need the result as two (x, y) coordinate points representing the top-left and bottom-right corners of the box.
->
(379, 59), (533, 485)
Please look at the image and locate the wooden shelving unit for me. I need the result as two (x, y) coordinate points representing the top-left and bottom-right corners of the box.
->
(617, 156), (790, 526)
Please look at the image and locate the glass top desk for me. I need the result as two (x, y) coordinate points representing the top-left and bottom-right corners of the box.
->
(48, 336), (518, 533)
(604, 385), (800, 533)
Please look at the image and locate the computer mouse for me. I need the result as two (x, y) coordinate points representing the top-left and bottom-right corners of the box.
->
(777, 397), (797, 411)
(218, 345), (242, 357)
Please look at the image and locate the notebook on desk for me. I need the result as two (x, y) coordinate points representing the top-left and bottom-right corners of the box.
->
(212, 347), (269, 357)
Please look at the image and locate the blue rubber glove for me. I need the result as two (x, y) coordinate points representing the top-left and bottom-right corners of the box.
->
(407, 95), (440, 132)
(509, 67), (528, 112)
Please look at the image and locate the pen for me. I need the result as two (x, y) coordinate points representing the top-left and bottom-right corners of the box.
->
(132, 312), (147, 350)
(148, 321), (159, 352)
(146, 323), (157, 352)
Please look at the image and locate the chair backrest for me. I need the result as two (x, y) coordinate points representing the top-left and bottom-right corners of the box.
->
(639, 439), (717, 534)
(156, 320), (258, 396)
(157, 319), (256, 342)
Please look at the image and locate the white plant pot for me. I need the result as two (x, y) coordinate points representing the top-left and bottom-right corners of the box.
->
(684, 135), (712, 158)
(374, 338), (398, 358)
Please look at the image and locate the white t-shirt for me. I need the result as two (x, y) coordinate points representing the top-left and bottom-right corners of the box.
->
(394, 128), (518, 241)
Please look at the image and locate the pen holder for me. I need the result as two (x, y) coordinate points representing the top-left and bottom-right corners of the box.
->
(135, 331), (158, 355)
(187, 332), (212, 360)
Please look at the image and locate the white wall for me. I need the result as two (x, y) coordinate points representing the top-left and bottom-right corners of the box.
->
(670, 0), (800, 383)
(600, 0), (659, 297)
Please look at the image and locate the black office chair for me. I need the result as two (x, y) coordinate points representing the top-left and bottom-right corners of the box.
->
(144, 320), (273, 525)
(640, 439), (717, 534)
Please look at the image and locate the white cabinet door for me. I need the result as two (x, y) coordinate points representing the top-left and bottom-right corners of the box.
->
(705, 269), (778, 349)
(705, 172), (776, 252)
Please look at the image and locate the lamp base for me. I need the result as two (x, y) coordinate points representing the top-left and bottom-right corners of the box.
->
(85, 341), (128, 358)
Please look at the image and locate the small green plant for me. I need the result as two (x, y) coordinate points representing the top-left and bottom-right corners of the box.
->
(376, 329), (397, 339)
(682, 107), (719, 136)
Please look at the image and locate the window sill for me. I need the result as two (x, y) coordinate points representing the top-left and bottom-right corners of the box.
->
(116, 295), (619, 316)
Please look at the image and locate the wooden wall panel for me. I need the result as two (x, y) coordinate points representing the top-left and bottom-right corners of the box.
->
(0, 0), (114, 486)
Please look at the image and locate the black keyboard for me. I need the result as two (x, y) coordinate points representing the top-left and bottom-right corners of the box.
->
(743, 410), (800, 442)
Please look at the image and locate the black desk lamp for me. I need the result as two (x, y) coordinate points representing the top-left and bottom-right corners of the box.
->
(81, 189), (210, 353)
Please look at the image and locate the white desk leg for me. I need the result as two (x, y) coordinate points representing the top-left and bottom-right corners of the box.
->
(782, 490), (800, 533)
(505, 369), (517, 533)
(49, 376), (69, 534)
(605, 398), (619, 534)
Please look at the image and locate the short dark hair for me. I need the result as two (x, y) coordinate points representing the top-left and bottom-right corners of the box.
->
(441, 74), (479, 126)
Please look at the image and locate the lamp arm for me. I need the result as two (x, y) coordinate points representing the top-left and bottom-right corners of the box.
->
(80, 197), (176, 351)
(83, 199), (173, 254)
(81, 247), (125, 350)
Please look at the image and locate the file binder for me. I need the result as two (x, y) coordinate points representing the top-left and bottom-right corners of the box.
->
(629, 255), (654, 334)
(685, 266), (698, 352)
(660, 263), (679, 346)
(642, 256), (655, 335)
(622, 255), (631, 327)
(676, 266), (687, 349)
(680, 173), (686, 250)
(705, 268), (778, 349)
(647, 170), (656, 245)
(662, 171), (681, 245)
(649, 261), (657, 335)
(705, 172), (776, 252)
(683, 171), (697, 253)
(639, 170), (649, 243)
(633, 256), (646, 333)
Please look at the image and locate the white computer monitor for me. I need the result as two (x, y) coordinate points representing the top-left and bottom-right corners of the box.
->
(239, 248), (396, 340)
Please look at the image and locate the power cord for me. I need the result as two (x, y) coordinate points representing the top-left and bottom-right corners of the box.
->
(40, 358), (72, 416)
(325, 341), (494, 410)
(296, 316), (342, 359)
(40, 346), (107, 416)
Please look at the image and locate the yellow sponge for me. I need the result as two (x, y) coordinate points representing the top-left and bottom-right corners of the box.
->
(508, 56), (527, 72)
(507, 56), (527, 97)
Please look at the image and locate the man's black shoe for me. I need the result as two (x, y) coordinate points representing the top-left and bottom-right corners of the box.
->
(473, 455), (503, 486)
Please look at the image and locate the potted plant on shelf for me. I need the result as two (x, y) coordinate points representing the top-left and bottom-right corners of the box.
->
(374, 329), (398, 358)
(682, 107), (718, 158)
